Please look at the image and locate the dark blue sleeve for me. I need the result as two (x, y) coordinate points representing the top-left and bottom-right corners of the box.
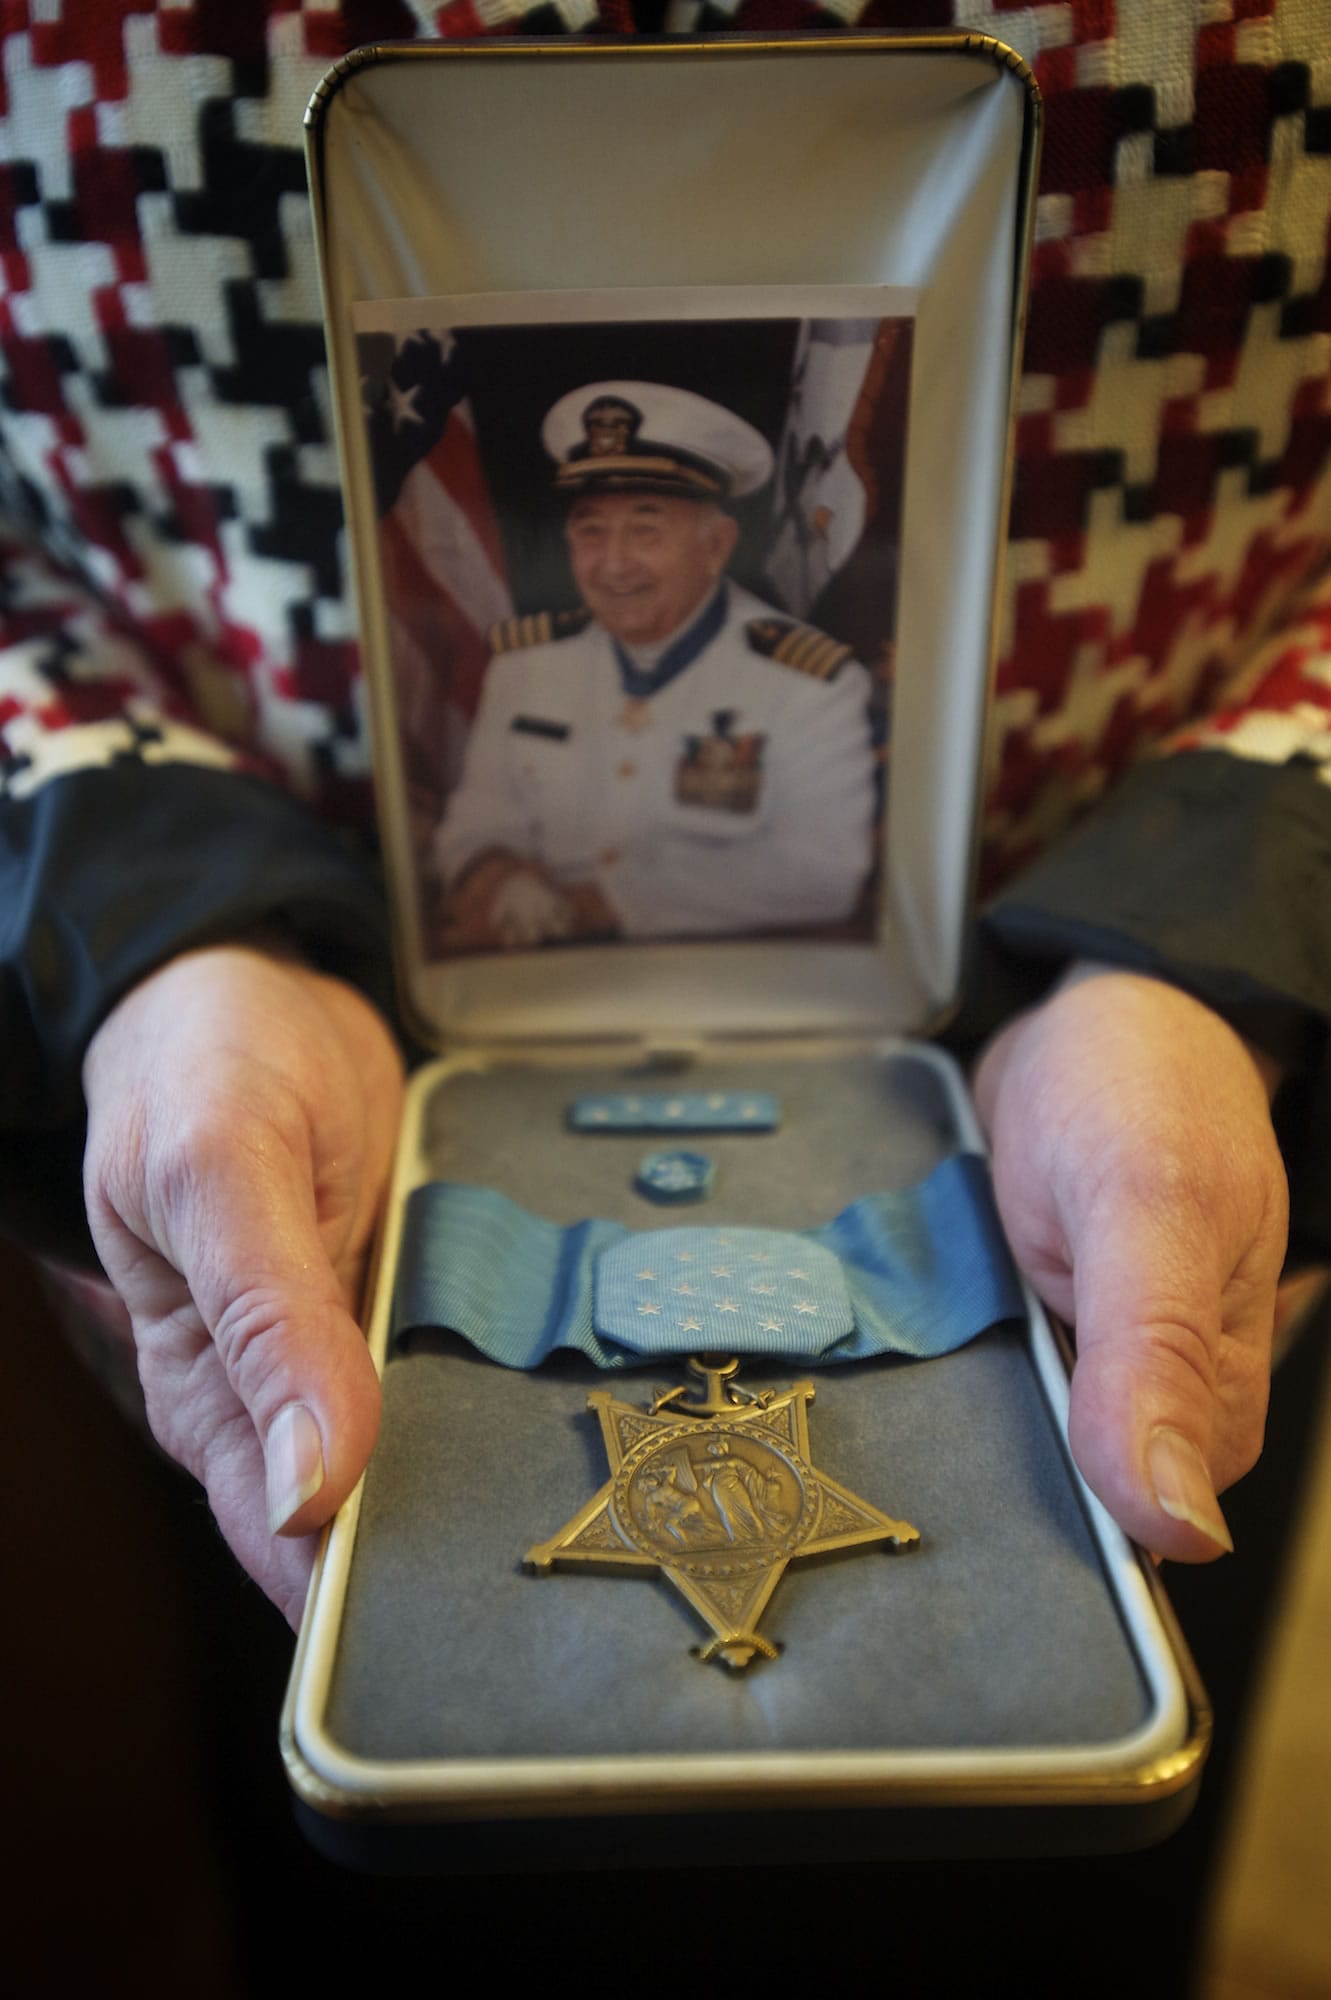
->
(0, 762), (397, 1262)
(962, 749), (1331, 1258)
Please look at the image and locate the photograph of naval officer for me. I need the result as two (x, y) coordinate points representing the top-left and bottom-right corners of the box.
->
(434, 381), (878, 951)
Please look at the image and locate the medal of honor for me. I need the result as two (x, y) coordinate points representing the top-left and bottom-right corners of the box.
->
(401, 1179), (1020, 1667)
(526, 1355), (919, 1670)
(618, 696), (652, 733)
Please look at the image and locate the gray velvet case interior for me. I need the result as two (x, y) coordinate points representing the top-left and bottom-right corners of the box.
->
(323, 1049), (1150, 1764)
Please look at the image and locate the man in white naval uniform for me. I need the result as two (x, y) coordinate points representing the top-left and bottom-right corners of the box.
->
(435, 381), (877, 948)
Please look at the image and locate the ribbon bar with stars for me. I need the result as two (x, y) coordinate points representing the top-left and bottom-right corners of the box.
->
(568, 1091), (780, 1133)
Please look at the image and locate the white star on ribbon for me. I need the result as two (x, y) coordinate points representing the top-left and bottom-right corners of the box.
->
(679, 1316), (703, 1333)
(637, 1302), (662, 1316)
(714, 1300), (739, 1314)
(710, 1265), (733, 1277)
(673, 1283), (697, 1296)
(760, 1317), (784, 1333)
(787, 1267), (809, 1280)
(636, 1269), (657, 1282)
(751, 1281), (777, 1295)
(794, 1300), (818, 1315)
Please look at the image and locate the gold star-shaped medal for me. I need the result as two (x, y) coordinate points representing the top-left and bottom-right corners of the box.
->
(526, 1357), (919, 1670)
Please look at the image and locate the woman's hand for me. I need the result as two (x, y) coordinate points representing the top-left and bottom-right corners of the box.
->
(83, 945), (404, 1625)
(975, 966), (1288, 1559)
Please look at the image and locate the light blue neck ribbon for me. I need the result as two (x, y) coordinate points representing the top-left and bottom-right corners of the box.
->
(612, 584), (729, 700)
(392, 1154), (1024, 1370)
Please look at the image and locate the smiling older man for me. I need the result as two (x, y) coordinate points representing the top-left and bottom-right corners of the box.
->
(434, 380), (879, 949)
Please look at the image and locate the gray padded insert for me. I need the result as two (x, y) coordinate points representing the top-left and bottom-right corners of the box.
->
(325, 1051), (1150, 1761)
(415, 1048), (961, 1223)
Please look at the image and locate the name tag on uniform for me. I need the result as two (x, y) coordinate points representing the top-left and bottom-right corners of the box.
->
(510, 715), (571, 741)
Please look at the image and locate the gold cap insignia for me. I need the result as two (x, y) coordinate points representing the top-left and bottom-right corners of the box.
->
(583, 395), (641, 457)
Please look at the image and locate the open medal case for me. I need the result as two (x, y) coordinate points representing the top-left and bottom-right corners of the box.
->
(288, 35), (1209, 1867)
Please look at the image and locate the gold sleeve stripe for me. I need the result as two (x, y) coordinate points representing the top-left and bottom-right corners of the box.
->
(489, 613), (553, 653)
(746, 618), (852, 680)
(493, 613), (545, 651)
(769, 626), (807, 670)
(808, 634), (852, 679)
(786, 628), (825, 675)
(488, 608), (593, 653)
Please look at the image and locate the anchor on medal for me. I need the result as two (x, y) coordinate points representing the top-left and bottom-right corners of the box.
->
(525, 1356), (920, 1671)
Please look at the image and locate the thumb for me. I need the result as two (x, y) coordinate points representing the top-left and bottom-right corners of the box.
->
(1063, 1194), (1254, 1562)
(172, 1128), (383, 1541)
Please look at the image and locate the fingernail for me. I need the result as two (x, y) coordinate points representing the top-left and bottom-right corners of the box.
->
(1146, 1428), (1233, 1554)
(266, 1403), (325, 1535)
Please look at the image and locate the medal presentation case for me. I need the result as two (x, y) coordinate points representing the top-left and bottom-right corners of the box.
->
(289, 36), (1208, 1867)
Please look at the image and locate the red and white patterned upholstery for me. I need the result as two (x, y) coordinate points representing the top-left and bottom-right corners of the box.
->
(1, 0), (1329, 890)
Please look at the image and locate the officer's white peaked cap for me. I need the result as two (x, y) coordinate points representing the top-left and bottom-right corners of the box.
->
(543, 381), (774, 502)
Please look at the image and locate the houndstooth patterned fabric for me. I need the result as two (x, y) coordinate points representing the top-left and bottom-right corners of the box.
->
(1, 0), (1329, 890)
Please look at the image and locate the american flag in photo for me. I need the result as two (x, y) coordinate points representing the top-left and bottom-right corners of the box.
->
(763, 318), (913, 694)
(362, 329), (513, 723)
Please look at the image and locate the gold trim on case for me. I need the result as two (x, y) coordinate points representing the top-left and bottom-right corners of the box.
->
(282, 1730), (1212, 1825)
(305, 34), (1041, 141)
